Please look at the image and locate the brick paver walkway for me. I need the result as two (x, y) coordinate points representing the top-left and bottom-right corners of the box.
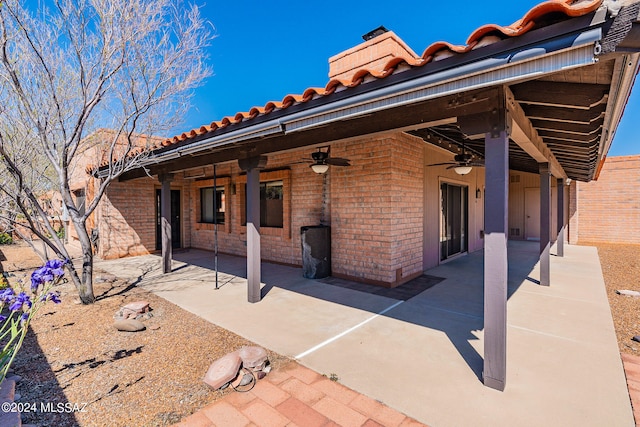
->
(173, 362), (427, 427)
(623, 353), (640, 426)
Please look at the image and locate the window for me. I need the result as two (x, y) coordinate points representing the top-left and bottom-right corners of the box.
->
(74, 189), (86, 216)
(244, 180), (283, 228)
(200, 186), (225, 224)
(261, 180), (283, 228)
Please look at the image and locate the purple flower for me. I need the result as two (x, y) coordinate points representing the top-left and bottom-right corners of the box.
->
(20, 312), (29, 325)
(45, 259), (66, 277)
(0, 288), (14, 304)
(41, 292), (61, 304)
(0, 315), (6, 322)
(9, 292), (31, 312)
(30, 267), (47, 291)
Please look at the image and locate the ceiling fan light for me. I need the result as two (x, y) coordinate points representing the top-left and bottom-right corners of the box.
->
(454, 165), (473, 175)
(311, 163), (329, 174)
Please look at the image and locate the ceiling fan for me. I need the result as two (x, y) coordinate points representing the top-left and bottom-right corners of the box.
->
(427, 142), (484, 175)
(304, 147), (351, 174)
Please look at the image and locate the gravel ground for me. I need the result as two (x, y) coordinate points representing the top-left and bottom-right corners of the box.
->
(589, 242), (640, 357)
(0, 243), (290, 427)
(2, 241), (639, 426)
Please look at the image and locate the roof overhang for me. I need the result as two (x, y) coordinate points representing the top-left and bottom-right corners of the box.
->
(113, 2), (640, 182)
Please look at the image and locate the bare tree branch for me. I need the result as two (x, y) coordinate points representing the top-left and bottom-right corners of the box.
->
(0, 0), (213, 303)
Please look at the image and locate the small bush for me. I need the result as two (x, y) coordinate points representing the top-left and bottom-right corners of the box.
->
(0, 233), (12, 245)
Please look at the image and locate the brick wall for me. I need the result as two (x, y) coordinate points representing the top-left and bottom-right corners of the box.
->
(572, 155), (640, 244)
(186, 151), (327, 265)
(96, 133), (425, 287)
(330, 133), (424, 286)
(97, 175), (190, 259)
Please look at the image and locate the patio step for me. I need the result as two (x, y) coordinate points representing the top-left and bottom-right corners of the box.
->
(622, 353), (640, 426)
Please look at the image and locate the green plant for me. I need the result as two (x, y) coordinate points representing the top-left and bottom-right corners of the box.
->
(0, 260), (65, 382)
(0, 233), (12, 245)
(0, 274), (9, 290)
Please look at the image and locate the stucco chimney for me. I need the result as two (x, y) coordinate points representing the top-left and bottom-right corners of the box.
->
(328, 28), (420, 81)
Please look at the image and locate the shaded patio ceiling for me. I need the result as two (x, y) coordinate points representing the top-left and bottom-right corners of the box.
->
(114, 2), (640, 183)
(409, 58), (616, 180)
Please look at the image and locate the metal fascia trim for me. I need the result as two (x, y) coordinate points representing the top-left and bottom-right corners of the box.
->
(145, 120), (284, 164)
(284, 28), (601, 134)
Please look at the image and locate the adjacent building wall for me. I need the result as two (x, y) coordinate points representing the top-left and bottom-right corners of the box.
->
(570, 155), (640, 244)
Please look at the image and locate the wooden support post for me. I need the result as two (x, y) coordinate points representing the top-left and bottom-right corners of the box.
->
(460, 96), (510, 392)
(483, 128), (509, 391)
(160, 173), (173, 274)
(556, 178), (565, 257)
(539, 163), (551, 286)
(238, 156), (267, 303)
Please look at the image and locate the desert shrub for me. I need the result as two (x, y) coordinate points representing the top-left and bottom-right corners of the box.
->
(0, 233), (12, 245)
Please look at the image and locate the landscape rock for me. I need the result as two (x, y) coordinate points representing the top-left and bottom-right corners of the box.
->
(616, 290), (640, 297)
(115, 300), (151, 320)
(203, 351), (242, 390)
(239, 346), (268, 370)
(0, 399), (20, 427)
(229, 368), (254, 389)
(5, 375), (21, 383)
(114, 319), (146, 332)
(124, 301), (150, 313)
(0, 379), (15, 400)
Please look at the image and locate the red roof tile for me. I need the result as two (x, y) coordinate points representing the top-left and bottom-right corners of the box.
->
(93, 0), (604, 172)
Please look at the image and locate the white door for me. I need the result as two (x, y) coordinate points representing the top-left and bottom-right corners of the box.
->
(524, 188), (540, 241)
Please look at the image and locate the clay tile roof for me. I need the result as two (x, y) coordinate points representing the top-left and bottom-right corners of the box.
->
(151, 0), (604, 153)
(84, 130), (167, 173)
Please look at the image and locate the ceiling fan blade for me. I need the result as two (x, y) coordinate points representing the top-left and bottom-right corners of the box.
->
(427, 162), (456, 167)
(326, 158), (351, 166)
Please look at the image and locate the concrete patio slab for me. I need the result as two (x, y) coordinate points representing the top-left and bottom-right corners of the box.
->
(96, 241), (632, 427)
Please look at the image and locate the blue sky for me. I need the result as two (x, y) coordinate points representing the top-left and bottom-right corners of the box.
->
(186, 0), (638, 156)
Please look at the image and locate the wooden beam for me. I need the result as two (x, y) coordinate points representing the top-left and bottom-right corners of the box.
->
(523, 103), (606, 124)
(510, 81), (609, 110)
(506, 87), (567, 179)
(531, 119), (603, 135)
(537, 129), (602, 143)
